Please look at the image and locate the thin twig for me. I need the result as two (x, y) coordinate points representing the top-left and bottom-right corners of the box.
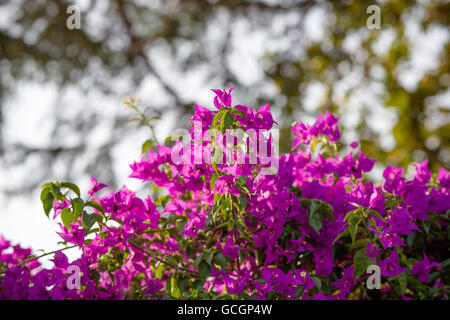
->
(126, 238), (200, 278)
(0, 245), (78, 276)
(23, 245), (78, 265)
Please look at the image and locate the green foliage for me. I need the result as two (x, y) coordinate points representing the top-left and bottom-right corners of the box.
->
(353, 249), (374, 279)
(300, 198), (335, 235)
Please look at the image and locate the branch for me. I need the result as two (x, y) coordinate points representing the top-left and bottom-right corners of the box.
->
(23, 245), (78, 265)
(0, 245), (78, 276)
(183, 0), (316, 12)
(127, 238), (201, 278)
(115, 0), (192, 113)
(3, 143), (85, 157)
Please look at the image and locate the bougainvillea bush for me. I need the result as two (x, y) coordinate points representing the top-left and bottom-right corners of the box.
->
(1, 89), (449, 300)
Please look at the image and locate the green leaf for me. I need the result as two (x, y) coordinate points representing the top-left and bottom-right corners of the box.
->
(311, 276), (321, 290)
(369, 217), (377, 228)
(238, 192), (247, 210)
(349, 202), (362, 209)
(211, 161), (218, 172)
(86, 228), (99, 235)
(367, 209), (384, 220)
(194, 253), (203, 270)
(440, 258), (450, 269)
(40, 182), (53, 190)
(231, 108), (245, 118)
(354, 249), (374, 279)
(50, 183), (63, 200)
(213, 109), (227, 128)
(204, 250), (214, 265)
(423, 220), (431, 234)
(311, 139), (321, 153)
(398, 272), (407, 294)
(308, 213), (322, 235)
(219, 110), (231, 132)
(146, 116), (161, 123)
(40, 187), (54, 218)
(177, 277), (189, 293)
(71, 198), (84, 219)
(214, 252), (227, 270)
(226, 219), (234, 232)
(300, 198), (311, 207)
(170, 276), (181, 299)
(224, 111), (233, 128)
(164, 133), (183, 145)
(309, 200), (319, 216)
(141, 139), (153, 154)
(237, 175), (247, 186)
(61, 208), (75, 230)
(85, 200), (104, 214)
(127, 117), (139, 123)
(295, 285), (304, 297)
(344, 209), (358, 222)
(219, 198), (230, 214)
(155, 264), (165, 278)
(165, 277), (172, 296)
(333, 228), (349, 244)
(406, 233), (416, 248)
(307, 204), (323, 235)
(348, 216), (362, 244)
(210, 173), (219, 191)
(351, 238), (368, 250)
(321, 202), (335, 221)
(240, 184), (251, 196)
(60, 182), (81, 198)
(155, 195), (171, 207)
(81, 212), (98, 232)
(198, 260), (211, 281)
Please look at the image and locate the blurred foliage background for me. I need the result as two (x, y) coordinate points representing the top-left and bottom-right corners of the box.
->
(0, 0), (449, 196)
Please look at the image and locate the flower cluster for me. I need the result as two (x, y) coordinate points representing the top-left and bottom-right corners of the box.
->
(1, 89), (448, 300)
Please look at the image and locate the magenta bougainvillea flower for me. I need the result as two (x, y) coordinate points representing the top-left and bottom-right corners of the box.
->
(378, 231), (406, 249)
(56, 223), (86, 248)
(221, 237), (243, 260)
(87, 176), (109, 196)
(411, 252), (442, 283)
(377, 248), (407, 277)
(214, 175), (241, 196)
(212, 88), (234, 109)
(1, 88), (448, 300)
(330, 266), (358, 294)
(366, 242), (381, 260)
(292, 110), (340, 149)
